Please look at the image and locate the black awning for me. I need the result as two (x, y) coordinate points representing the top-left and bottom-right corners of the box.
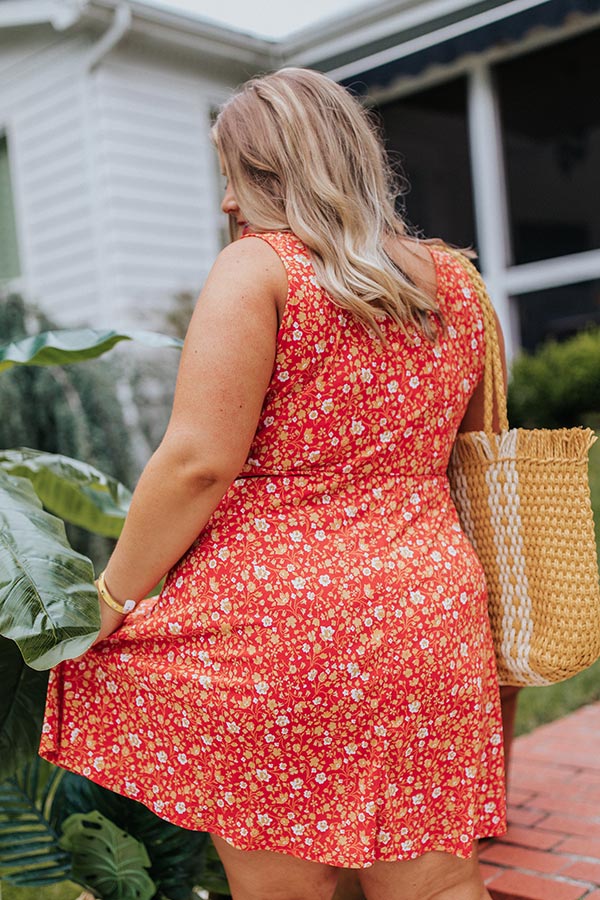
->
(342, 0), (600, 94)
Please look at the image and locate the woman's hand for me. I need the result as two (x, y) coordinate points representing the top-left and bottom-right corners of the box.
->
(70, 593), (125, 663)
(91, 595), (126, 646)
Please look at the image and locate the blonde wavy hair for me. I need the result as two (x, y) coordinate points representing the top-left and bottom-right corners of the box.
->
(212, 67), (445, 342)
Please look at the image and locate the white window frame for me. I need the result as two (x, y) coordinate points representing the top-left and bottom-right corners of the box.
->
(354, 11), (600, 359)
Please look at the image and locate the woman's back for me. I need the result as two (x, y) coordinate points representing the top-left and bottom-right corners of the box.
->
(239, 231), (485, 483)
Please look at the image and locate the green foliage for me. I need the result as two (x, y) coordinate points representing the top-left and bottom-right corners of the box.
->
(0, 636), (48, 782)
(0, 324), (183, 374)
(0, 449), (131, 539)
(516, 655), (600, 736)
(0, 470), (100, 670)
(0, 753), (224, 900)
(197, 839), (231, 897)
(0, 297), (135, 568)
(0, 309), (225, 899)
(508, 327), (600, 428)
(0, 759), (71, 887)
(53, 775), (212, 900)
(162, 291), (196, 342)
(0, 878), (83, 899)
(59, 811), (156, 900)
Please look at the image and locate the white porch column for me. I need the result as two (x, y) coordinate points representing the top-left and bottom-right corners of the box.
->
(467, 62), (517, 360)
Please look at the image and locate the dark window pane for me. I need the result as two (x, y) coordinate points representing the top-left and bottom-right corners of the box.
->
(497, 28), (600, 265)
(377, 78), (476, 248)
(514, 280), (600, 351)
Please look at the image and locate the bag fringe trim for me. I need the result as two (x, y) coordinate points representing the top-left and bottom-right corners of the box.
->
(451, 427), (597, 466)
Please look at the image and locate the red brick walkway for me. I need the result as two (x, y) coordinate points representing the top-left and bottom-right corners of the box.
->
(480, 701), (600, 900)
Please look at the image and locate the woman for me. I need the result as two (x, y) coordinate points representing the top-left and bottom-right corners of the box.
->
(41, 68), (507, 900)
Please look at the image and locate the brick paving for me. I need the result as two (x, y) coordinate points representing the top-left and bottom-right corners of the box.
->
(481, 701), (600, 900)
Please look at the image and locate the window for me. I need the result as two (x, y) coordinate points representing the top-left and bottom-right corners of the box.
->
(0, 134), (21, 281)
(377, 78), (476, 248)
(513, 280), (600, 352)
(497, 28), (600, 265)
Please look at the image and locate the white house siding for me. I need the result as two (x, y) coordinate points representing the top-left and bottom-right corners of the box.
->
(0, 26), (98, 325)
(0, 24), (243, 330)
(89, 45), (233, 331)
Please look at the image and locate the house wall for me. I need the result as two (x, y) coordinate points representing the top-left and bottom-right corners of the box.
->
(0, 25), (243, 330)
(0, 25), (98, 323)
(90, 43), (231, 331)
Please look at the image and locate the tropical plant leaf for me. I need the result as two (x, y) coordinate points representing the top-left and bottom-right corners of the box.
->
(0, 328), (183, 374)
(60, 810), (156, 900)
(0, 758), (71, 887)
(52, 773), (210, 900)
(0, 635), (49, 781)
(200, 838), (231, 896)
(0, 471), (100, 670)
(0, 448), (132, 538)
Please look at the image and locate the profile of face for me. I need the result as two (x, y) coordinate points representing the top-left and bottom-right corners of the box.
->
(213, 67), (396, 249)
(221, 178), (249, 239)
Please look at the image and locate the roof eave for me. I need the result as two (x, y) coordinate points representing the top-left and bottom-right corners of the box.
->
(282, 0), (517, 68)
(93, 0), (279, 58)
(0, 0), (83, 30)
(0, 0), (280, 69)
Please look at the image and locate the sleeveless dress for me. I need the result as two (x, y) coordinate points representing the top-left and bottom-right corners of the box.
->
(40, 232), (507, 867)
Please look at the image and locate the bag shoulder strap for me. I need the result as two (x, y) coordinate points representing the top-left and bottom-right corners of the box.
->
(445, 249), (509, 434)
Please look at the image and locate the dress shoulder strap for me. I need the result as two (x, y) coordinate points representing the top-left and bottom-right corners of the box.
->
(240, 230), (310, 272)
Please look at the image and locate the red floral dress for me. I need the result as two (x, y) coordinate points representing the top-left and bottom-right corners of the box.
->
(40, 232), (506, 867)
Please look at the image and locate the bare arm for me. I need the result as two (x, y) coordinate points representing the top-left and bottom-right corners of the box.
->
(95, 237), (287, 638)
(458, 309), (508, 434)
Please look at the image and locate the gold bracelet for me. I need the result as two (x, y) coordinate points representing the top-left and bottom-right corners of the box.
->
(95, 570), (136, 615)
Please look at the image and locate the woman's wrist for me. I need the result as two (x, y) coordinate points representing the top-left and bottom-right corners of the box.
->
(95, 569), (137, 615)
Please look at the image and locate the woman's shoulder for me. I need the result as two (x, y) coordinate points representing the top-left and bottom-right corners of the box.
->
(210, 233), (288, 303)
(404, 239), (484, 306)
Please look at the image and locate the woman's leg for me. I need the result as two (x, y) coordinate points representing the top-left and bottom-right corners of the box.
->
(212, 834), (488, 900)
(500, 685), (521, 786)
(210, 834), (339, 900)
(358, 847), (490, 900)
(333, 869), (368, 900)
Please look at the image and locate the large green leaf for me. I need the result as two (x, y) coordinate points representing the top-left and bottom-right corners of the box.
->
(60, 810), (156, 900)
(0, 448), (131, 538)
(0, 636), (49, 782)
(0, 758), (72, 887)
(0, 471), (100, 670)
(52, 774), (210, 900)
(0, 328), (183, 374)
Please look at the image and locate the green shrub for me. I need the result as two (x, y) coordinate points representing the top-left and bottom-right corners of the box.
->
(0, 295), (136, 568)
(0, 320), (223, 900)
(508, 328), (600, 428)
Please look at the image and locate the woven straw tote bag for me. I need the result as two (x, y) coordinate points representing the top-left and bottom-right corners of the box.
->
(447, 252), (600, 686)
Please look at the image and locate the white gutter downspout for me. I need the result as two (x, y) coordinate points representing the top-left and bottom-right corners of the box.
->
(84, 1), (132, 71)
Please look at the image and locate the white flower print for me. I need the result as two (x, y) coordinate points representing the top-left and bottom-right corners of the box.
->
(39, 234), (505, 870)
